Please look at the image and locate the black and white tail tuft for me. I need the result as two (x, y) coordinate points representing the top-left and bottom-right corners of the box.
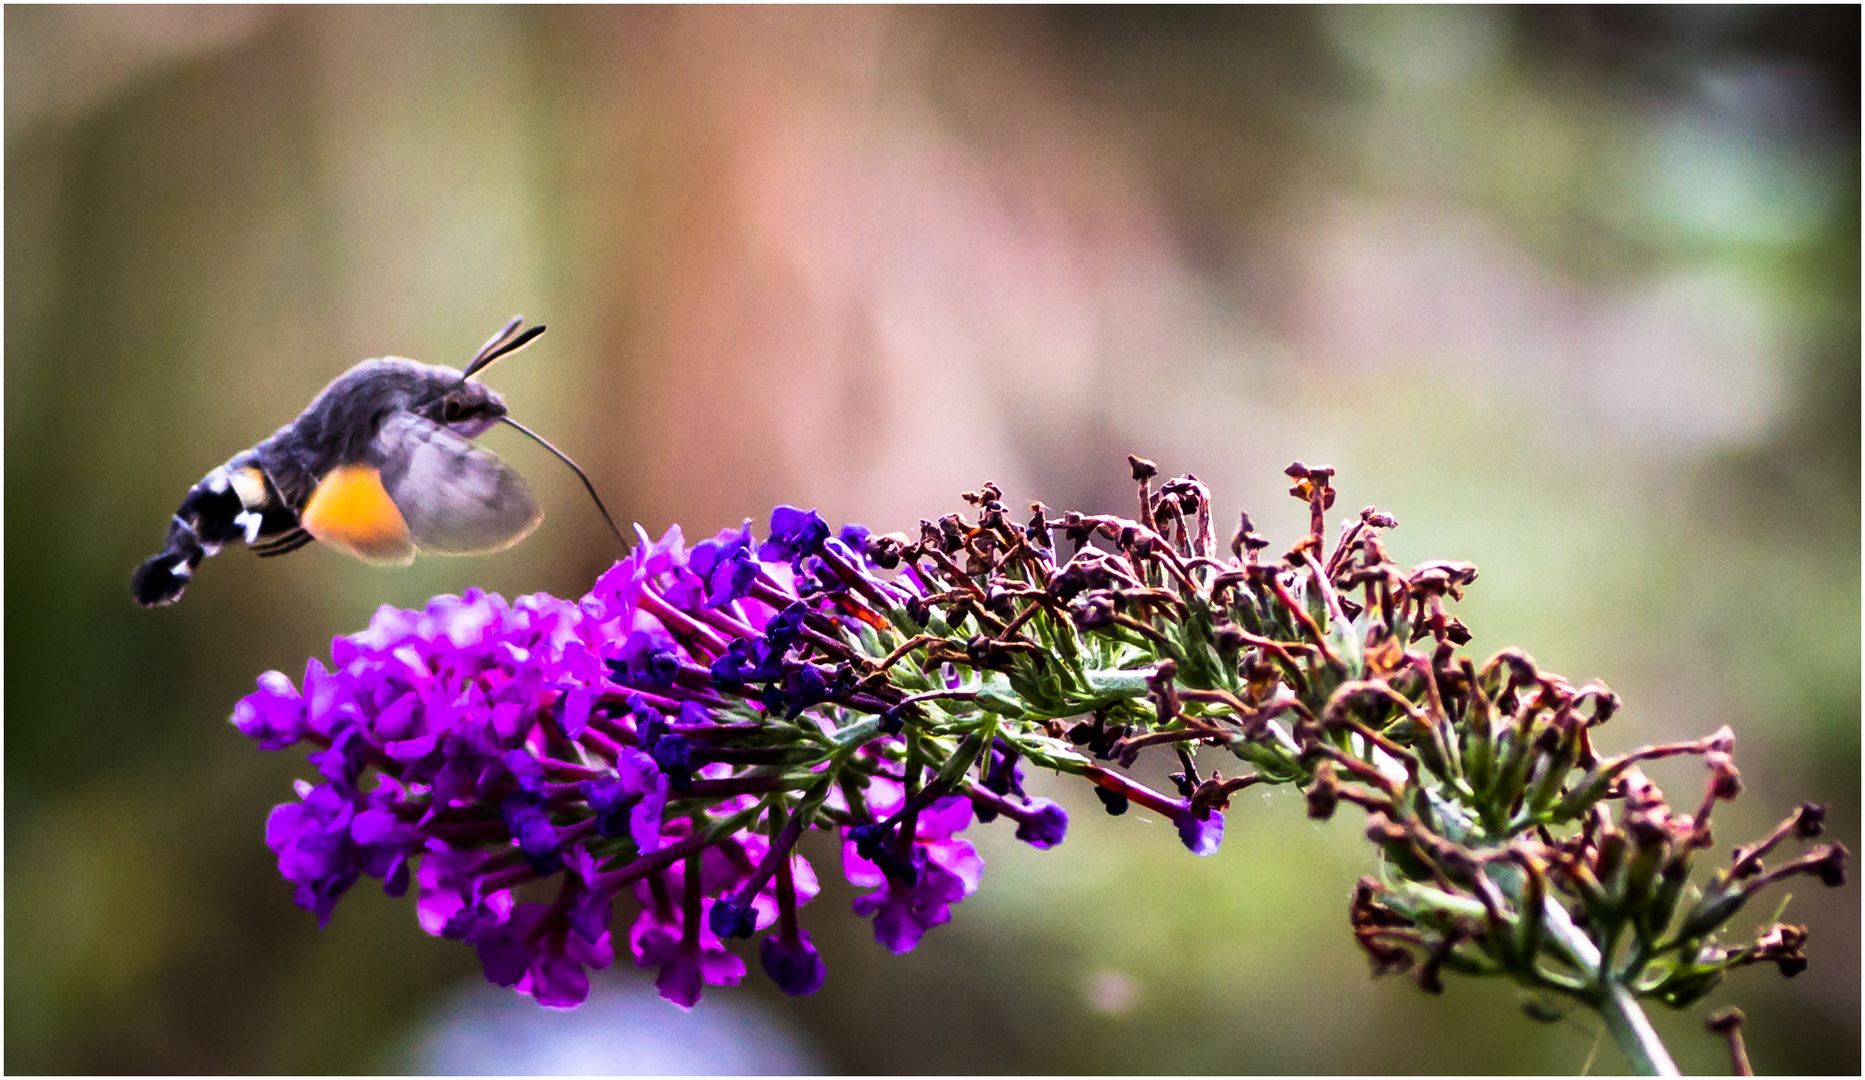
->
(132, 519), (206, 607)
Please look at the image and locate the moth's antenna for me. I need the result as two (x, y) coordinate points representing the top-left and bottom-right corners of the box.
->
(498, 416), (627, 546)
(463, 317), (547, 381)
(473, 315), (525, 366)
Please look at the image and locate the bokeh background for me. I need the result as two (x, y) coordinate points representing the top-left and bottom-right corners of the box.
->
(6, 5), (1858, 1074)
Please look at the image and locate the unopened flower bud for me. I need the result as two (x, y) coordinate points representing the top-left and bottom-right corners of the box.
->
(708, 898), (756, 939)
(847, 822), (893, 863)
(1707, 1006), (1745, 1035)
(1626, 810), (1670, 850)
(1365, 814), (1407, 846)
(1620, 767), (1665, 812)
(1094, 787), (1129, 816)
(877, 533), (910, 570)
(1816, 843), (1848, 888)
(1306, 763), (1341, 821)
(1414, 934), (1456, 995)
(1364, 939), (1414, 976)
(1494, 649), (1537, 688)
(1293, 716), (1324, 749)
(1679, 883), (1748, 940)
(1231, 512), (1269, 557)
(1707, 752), (1742, 800)
(1754, 923), (1809, 977)
(1012, 799), (1069, 850)
(1025, 503), (1052, 548)
(879, 704), (914, 736)
(1072, 596), (1116, 632)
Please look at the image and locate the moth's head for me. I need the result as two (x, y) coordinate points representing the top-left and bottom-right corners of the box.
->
(406, 315), (543, 438)
(422, 377), (509, 439)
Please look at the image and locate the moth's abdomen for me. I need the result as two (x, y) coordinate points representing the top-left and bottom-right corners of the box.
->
(131, 460), (285, 607)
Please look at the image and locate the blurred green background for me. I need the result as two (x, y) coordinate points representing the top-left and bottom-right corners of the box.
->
(6, 6), (1857, 1073)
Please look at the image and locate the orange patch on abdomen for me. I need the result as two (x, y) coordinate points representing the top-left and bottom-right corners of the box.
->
(300, 464), (415, 565)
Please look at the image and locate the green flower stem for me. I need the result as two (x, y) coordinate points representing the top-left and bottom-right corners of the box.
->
(1084, 667), (1157, 696)
(1602, 982), (1678, 1078)
(1541, 897), (1679, 1076)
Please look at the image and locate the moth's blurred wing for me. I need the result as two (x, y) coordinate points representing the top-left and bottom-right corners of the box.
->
(375, 412), (543, 556)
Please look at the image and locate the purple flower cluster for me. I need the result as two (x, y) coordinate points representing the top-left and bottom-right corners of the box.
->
(843, 779), (984, 955)
(221, 458), (1851, 1073)
(233, 507), (1104, 1009)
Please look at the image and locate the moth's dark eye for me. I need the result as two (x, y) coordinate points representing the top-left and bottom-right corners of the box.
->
(443, 399), (466, 422)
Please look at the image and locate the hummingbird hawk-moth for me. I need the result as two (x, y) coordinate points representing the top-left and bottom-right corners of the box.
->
(132, 317), (620, 607)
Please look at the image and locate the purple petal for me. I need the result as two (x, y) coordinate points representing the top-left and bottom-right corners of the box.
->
(696, 942), (747, 986)
(524, 956), (591, 1008)
(917, 794), (974, 841)
(1177, 809), (1224, 857)
(564, 928), (615, 971)
(928, 838), (984, 895)
(370, 691), (421, 741)
(231, 670), (306, 749)
(856, 886), (942, 955)
(475, 902), (557, 985)
(349, 808), (400, 846)
(302, 659), (359, 736)
(489, 701), (527, 742)
(840, 840), (887, 890)
(760, 931), (827, 996)
(629, 779), (668, 855)
(557, 685), (593, 739)
(385, 732), (440, 762)
(654, 953), (705, 1009)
